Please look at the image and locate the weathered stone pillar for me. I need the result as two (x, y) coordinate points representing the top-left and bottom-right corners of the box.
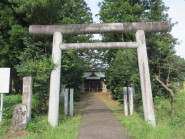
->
(10, 104), (27, 132)
(70, 88), (74, 117)
(123, 87), (128, 116)
(136, 30), (156, 126)
(59, 85), (66, 102)
(128, 87), (134, 115)
(48, 32), (62, 127)
(22, 76), (33, 122)
(64, 88), (69, 115)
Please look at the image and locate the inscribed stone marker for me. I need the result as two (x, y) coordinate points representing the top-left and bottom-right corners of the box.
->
(10, 104), (27, 132)
(22, 76), (33, 122)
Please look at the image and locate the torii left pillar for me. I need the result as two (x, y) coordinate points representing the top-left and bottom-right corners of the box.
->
(48, 32), (62, 127)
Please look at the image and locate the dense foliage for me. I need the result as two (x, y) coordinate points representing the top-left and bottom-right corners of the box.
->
(61, 50), (88, 89)
(105, 50), (140, 101)
(0, 0), (92, 114)
(98, 0), (185, 102)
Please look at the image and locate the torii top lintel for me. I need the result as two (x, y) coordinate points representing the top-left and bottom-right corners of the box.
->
(29, 22), (169, 35)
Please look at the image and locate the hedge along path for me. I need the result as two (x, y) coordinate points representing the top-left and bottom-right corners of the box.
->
(29, 22), (170, 127)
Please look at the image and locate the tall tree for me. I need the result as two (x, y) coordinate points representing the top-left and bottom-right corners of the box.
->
(142, 0), (180, 97)
(1, 0), (92, 114)
(0, 0), (28, 91)
(98, 0), (143, 91)
(98, 0), (143, 66)
(0, 0), (92, 91)
(105, 49), (139, 101)
(98, 0), (184, 100)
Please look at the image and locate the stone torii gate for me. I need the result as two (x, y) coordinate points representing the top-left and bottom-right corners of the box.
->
(29, 22), (169, 127)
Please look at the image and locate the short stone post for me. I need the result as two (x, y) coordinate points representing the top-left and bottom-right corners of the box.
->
(48, 32), (62, 127)
(128, 87), (134, 115)
(64, 88), (69, 115)
(136, 30), (156, 126)
(123, 87), (128, 116)
(70, 88), (74, 117)
(22, 76), (33, 122)
(59, 85), (66, 102)
(61, 85), (66, 96)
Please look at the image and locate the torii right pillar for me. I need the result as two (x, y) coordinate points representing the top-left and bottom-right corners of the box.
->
(136, 30), (156, 126)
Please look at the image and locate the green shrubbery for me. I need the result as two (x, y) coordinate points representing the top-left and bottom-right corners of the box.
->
(3, 94), (22, 119)
(21, 115), (81, 139)
(1, 93), (46, 120)
(16, 57), (53, 113)
(20, 102), (81, 139)
(154, 90), (185, 128)
(170, 90), (185, 127)
(105, 50), (140, 103)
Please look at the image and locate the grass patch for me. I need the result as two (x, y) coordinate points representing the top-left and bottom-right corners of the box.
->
(0, 94), (81, 139)
(114, 110), (181, 139)
(111, 90), (185, 139)
(20, 115), (81, 139)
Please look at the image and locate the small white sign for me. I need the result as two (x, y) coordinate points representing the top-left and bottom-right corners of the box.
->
(0, 68), (10, 93)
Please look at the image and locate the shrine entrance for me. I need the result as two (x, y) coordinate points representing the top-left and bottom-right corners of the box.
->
(29, 22), (169, 127)
(82, 71), (105, 92)
(85, 80), (102, 92)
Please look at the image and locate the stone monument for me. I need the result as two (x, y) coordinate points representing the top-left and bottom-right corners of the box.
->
(10, 104), (27, 132)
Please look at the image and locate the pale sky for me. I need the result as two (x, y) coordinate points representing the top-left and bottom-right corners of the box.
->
(85, 0), (185, 59)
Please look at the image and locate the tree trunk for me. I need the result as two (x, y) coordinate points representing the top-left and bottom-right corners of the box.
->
(155, 75), (175, 115)
(155, 75), (174, 97)
(170, 96), (175, 116)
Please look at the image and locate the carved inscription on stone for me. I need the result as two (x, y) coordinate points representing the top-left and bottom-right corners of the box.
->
(10, 104), (27, 132)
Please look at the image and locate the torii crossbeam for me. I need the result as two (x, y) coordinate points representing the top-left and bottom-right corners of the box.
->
(29, 22), (169, 127)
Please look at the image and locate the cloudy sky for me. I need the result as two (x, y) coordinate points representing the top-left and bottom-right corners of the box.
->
(85, 0), (185, 59)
